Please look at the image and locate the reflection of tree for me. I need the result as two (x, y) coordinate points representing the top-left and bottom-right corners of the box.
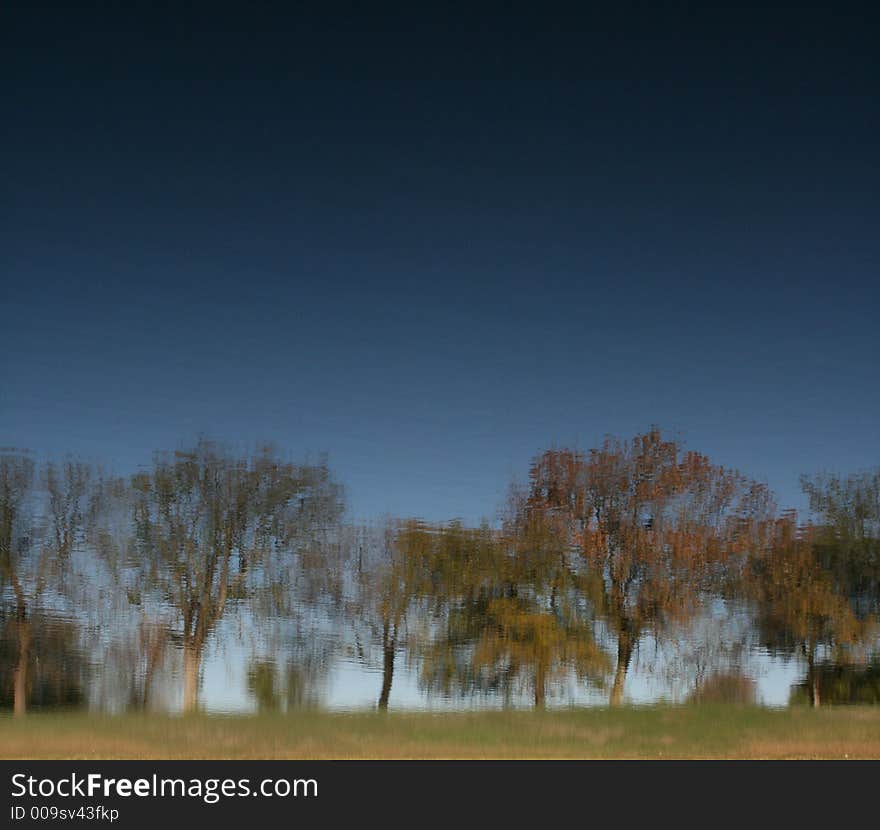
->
(469, 597), (606, 707)
(0, 452), (34, 716)
(789, 661), (880, 705)
(93, 619), (178, 712)
(418, 522), (608, 708)
(686, 671), (757, 705)
(247, 659), (281, 711)
(1, 452), (92, 715)
(128, 440), (343, 712)
(750, 517), (871, 707)
(0, 610), (88, 711)
(346, 520), (433, 709)
(516, 429), (772, 704)
(88, 474), (180, 712)
(657, 606), (753, 702)
(802, 469), (880, 619)
(246, 639), (333, 712)
(45, 460), (92, 560)
(3, 436), (877, 716)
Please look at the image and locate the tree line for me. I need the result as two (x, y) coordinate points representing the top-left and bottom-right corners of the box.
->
(2, 429), (878, 714)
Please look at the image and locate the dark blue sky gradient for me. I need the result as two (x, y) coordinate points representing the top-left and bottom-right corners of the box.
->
(2, 4), (878, 521)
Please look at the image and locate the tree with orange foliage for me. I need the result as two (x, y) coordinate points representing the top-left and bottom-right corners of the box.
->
(515, 428), (773, 705)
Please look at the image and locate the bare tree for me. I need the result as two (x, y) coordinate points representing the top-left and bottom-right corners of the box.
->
(1, 452), (93, 715)
(128, 440), (343, 712)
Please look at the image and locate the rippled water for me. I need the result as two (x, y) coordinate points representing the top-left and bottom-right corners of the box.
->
(2, 442), (878, 715)
(4, 602), (878, 714)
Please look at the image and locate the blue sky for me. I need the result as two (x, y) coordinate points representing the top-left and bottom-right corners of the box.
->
(2, 9), (878, 525)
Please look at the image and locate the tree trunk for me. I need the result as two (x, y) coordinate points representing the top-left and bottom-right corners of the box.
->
(183, 642), (202, 713)
(13, 618), (30, 717)
(534, 663), (546, 709)
(609, 628), (634, 707)
(807, 654), (821, 708)
(141, 626), (166, 710)
(378, 637), (395, 710)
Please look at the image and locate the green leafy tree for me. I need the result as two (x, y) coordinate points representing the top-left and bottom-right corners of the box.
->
(419, 522), (608, 708)
(749, 516), (872, 707)
(802, 468), (880, 618)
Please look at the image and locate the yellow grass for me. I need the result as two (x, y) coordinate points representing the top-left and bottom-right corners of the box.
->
(2, 706), (880, 759)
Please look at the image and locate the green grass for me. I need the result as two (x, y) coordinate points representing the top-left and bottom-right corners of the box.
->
(2, 706), (880, 759)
